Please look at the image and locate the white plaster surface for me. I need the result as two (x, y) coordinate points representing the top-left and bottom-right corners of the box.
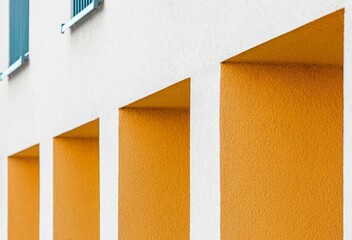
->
(344, 1), (352, 239)
(190, 65), (220, 240)
(0, 0), (344, 155)
(39, 139), (53, 240)
(0, 39), (8, 240)
(0, 155), (7, 240)
(100, 109), (119, 240)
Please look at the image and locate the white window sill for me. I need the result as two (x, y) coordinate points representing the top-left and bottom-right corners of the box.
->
(0, 53), (29, 81)
(61, 0), (102, 33)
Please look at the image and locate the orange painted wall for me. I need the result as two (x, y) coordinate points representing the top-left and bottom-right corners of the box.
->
(119, 108), (190, 240)
(220, 63), (342, 239)
(54, 138), (100, 240)
(8, 157), (39, 240)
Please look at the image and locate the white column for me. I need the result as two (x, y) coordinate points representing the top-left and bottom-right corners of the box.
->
(0, 0), (9, 236)
(100, 109), (119, 240)
(190, 65), (221, 240)
(39, 138), (54, 240)
(0, 154), (8, 240)
(345, 3), (352, 240)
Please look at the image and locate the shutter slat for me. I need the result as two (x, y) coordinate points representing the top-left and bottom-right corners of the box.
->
(10, 0), (29, 65)
(73, 0), (95, 17)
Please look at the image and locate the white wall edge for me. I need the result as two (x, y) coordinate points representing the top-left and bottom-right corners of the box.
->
(0, 154), (8, 240)
(344, 2), (352, 239)
(100, 109), (119, 240)
(190, 64), (221, 240)
(39, 138), (54, 240)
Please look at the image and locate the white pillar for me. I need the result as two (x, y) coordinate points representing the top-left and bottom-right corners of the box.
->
(344, 3), (352, 240)
(100, 109), (119, 240)
(39, 138), (54, 240)
(0, 154), (8, 240)
(0, 19), (9, 236)
(190, 65), (221, 240)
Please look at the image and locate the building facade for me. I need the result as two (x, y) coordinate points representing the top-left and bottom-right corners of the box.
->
(0, 0), (350, 239)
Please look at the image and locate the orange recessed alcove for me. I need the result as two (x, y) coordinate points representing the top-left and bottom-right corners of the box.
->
(54, 119), (100, 240)
(221, 10), (343, 239)
(119, 79), (190, 240)
(8, 144), (39, 240)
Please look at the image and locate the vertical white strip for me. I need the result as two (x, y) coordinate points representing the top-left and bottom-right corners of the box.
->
(39, 138), (54, 240)
(100, 109), (119, 240)
(0, 154), (8, 240)
(190, 65), (221, 240)
(0, 0), (9, 236)
(0, 84), (8, 240)
(345, 3), (352, 240)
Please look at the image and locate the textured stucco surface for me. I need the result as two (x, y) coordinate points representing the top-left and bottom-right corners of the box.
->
(119, 108), (190, 240)
(0, 0), (344, 156)
(8, 156), (39, 240)
(226, 10), (344, 65)
(190, 66), (220, 240)
(221, 63), (343, 239)
(99, 111), (119, 240)
(127, 79), (190, 109)
(54, 138), (99, 240)
(39, 138), (54, 240)
(0, 0), (349, 239)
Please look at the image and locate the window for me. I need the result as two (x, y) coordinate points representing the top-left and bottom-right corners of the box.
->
(61, 0), (102, 33)
(0, 0), (29, 80)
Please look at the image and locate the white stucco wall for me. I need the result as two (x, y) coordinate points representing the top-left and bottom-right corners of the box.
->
(190, 65), (220, 240)
(0, 0), (344, 155)
(0, 0), (349, 239)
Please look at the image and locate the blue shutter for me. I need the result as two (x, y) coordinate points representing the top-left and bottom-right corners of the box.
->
(73, 0), (93, 17)
(9, 0), (29, 65)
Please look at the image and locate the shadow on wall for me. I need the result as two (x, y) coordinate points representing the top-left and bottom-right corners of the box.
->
(221, 9), (343, 240)
(119, 79), (190, 240)
(54, 119), (100, 240)
(8, 145), (39, 240)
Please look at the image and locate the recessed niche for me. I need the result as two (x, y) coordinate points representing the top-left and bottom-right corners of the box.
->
(8, 145), (39, 240)
(119, 79), (190, 239)
(221, 10), (343, 239)
(54, 119), (99, 240)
